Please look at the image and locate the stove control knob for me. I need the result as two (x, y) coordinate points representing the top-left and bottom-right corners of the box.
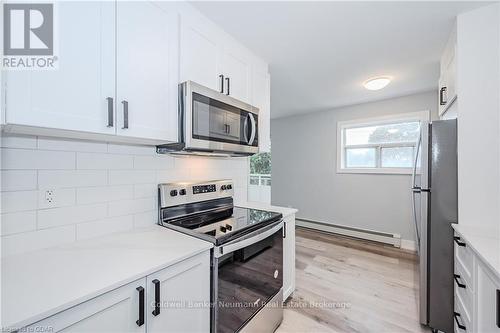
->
(170, 190), (178, 197)
(225, 224), (232, 231)
(227, 184), (232, 190)
(179, 189), (186, 196)
(220, 226), (227, 233)
(221, 185), (227, 191)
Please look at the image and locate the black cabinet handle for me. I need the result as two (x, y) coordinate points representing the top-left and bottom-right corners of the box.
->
(152, 279), (160, 316)
(496, 289), (499, 328)
(219, 74), (224, 93)
(225, 77), (230, 95)
(136, 286), (144, 327)
(454, 312), (466, 330)
(440, 86), (447, 105)
(454, 274), (466, 289)
(121, 100), (128, 129)
(283, 222), (286, 239)
(106, 97), (114, 127)
(454, 236), (466, 247)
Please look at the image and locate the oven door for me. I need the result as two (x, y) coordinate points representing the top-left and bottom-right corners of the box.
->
(182, 81), (259, 155)
(212, 221), (283, 333)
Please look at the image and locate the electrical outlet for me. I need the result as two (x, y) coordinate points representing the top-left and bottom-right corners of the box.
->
(45, 189), (55, 204)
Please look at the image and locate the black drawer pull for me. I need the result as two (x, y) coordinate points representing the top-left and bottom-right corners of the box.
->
(454, 236), (466, 247)
(496, 289), (499, 328)
(136, 286), (144, 327)
(152, 279), (160, 316)
(454, 312), (466, 330)
(454, 274), (466, 289)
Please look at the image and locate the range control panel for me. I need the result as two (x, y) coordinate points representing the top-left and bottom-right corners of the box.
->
(193, 184), (216, 195)
(159, 180), (234, 208)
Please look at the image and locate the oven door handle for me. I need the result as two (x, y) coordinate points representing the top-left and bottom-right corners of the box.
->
(215, 221), (283, 258)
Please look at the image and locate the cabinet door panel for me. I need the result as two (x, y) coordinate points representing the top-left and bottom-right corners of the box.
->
(25, 278), (146, 333)
(5, 1), (115, 134)
(252, 68), (271, 152)
(147, 252), (210, 333)
(477, 262), (500, 333)
(283, 215), (296, 300)
(222, 48), (251, 103)
(116, 2), (178, 141)
(180, 16), (220, 91)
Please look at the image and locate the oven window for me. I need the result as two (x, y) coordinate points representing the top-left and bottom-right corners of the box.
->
(192, 92), (258, 147)
(216, 229), (283, 333)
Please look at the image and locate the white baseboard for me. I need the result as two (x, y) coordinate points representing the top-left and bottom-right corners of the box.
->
(400, 239), (417, 252)
(296, 218), (402, 248)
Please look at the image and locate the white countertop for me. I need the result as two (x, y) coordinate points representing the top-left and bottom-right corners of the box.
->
(236, 201), (298, 218)
(452, 224), (500, 280)
(1, 226), (213, 329)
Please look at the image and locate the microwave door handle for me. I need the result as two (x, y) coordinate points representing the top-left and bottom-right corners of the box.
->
(243, 115), (250, 143)
(248, 113), (256, 145)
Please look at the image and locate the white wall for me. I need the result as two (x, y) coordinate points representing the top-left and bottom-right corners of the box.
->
(271, 91), (438, 242)
(456, 3), (500, 236)
(0, 134), (248, 257)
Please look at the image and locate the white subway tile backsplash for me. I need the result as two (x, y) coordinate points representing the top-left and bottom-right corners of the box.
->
(38, 170), (107, 188)
(1, 191), (38, 213)
(109, 170), (156, 185)
(1, 211), (37, 236)
(108, 197), (156, 217)
(108, 143), (155, 156)
(2, 225), (76, 257)
(1, 148), (75, 170)
(1, 135), (249, 257)
(38, 137), (107, 153)
(1, 170), (37, 191)
(77, 152), (133, 170)
(76, 215), (134, 240)
(76, 185), (134, 204)
(133, 210), (157, 228)
(133, 184), (156, 199)
(38, 188), (76, 209)
(37, 203), (107, 229)
(0, 134), (37, 149)
(134, 155), (174, 170)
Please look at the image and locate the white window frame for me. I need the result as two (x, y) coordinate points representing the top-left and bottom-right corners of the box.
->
(336, 110), (430, 175)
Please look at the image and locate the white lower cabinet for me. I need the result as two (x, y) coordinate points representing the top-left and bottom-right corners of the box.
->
(454, 233), (500, 333)
(283, 214), (296, 301)
(26, 278), (146, 333)
(24, 252), (210, 333)
(147, 252), (210, 333)
(476, 262), (500, 333)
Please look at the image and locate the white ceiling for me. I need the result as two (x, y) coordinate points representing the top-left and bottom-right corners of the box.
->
(192, 1), (489, 119)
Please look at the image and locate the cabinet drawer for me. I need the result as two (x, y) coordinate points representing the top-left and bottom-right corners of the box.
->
(455, 253), (474, 293)
(454, 271), (473, 318)
(454, 234), (473, 281)
(454, 294), (472, 332)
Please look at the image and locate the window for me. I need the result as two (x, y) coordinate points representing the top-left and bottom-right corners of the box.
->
(337, 111), (429, 174)
(248, 152), (271, 203)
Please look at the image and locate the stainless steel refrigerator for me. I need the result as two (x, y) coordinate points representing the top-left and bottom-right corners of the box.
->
(412, 119), (457, 333)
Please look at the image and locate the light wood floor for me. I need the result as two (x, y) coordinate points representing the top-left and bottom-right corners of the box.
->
(276, 228), (430, 333)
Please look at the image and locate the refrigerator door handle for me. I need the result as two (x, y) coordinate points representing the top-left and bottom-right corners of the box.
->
(412, 131), (422, 189)
(411, 190), (420, 250)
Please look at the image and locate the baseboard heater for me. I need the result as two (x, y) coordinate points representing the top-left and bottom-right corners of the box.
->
(296, 218), (402, 248)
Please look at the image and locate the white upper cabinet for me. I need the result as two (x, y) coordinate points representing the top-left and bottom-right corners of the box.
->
(252, 66), (271, 152)
(4, 1), (116, 135)
(180, 14), (221, 92)
(220, 44), (252, 104)
(116, 1), (179, 142)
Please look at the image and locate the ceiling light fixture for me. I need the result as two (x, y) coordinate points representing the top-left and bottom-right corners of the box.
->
(363, 76), (392, 91)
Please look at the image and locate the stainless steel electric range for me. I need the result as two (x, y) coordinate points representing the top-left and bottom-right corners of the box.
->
(158, 180), (284, 333)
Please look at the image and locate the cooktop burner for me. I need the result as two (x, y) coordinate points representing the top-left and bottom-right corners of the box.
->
(158, 180), (283, 246)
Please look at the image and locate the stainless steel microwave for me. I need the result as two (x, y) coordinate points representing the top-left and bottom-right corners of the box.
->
(157, 81), (259, 156)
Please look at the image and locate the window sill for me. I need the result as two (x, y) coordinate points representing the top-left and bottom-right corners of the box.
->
(336, 167), (416, 175)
